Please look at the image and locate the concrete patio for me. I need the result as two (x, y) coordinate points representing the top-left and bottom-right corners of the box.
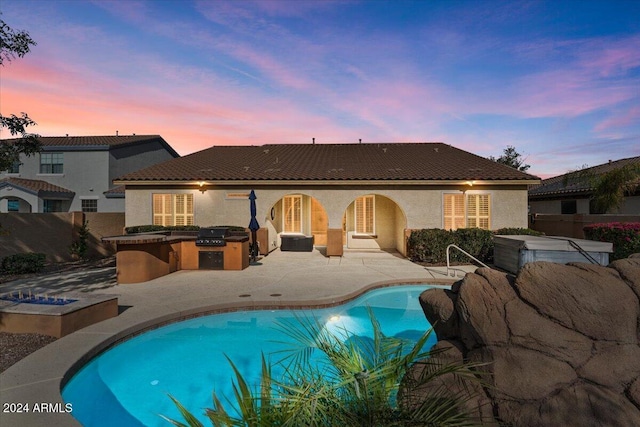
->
(0, 249), (477, 427)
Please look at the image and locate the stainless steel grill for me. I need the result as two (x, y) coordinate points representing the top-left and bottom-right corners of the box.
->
(195, 227), (229, 247)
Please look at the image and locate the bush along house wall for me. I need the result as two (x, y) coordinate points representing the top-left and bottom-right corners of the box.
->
(406, 227), (542, 264)
(584, 222), (640, 261)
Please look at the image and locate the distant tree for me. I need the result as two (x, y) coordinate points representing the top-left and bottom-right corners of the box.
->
(490, 146), (530, 172)
(562, 162), (640, 213)
(591, 163), (640, 213)
(0, 16), (40, 172)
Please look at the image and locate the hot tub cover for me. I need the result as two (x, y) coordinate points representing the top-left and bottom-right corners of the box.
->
(494, 235), (613, 253)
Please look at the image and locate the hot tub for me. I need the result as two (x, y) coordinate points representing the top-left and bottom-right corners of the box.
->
(493, 235), (613, 274)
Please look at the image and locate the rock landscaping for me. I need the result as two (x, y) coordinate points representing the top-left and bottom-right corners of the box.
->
(417, 254), (640, 426)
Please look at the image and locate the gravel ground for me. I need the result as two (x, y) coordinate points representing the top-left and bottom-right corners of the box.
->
(0, 256), (115, 373)
(0, 256), (115, 284)
(0, 332), (57, 373)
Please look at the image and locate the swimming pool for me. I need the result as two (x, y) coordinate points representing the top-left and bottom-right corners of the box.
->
(62, 284), (438, 426)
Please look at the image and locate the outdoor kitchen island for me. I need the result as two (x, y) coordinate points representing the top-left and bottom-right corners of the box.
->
(104, 228), (250, 284)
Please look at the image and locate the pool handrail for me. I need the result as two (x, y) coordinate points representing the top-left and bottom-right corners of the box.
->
(446, 244), (489, 278)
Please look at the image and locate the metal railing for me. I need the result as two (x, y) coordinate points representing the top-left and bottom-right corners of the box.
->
(446, 244), (490, 278)
(565, 239), (599, 264)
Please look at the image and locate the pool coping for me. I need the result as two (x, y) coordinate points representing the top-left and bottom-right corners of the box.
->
(0, 251), (466, 427)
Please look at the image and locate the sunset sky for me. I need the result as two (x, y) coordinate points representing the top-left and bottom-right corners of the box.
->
(1, 0), (638, 178)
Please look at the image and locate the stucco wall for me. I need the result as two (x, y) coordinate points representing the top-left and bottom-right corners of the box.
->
(124, 184), (530, 235)
(344, 194), (401, 249)
(0, 188), (39, 213)
(529, 198), (590, 214)
(0, 150), (126, 212)
(530, 195), (639, 216)
(109, 140), (178, 183)
(622, 196), (640, 214)
(1, 141), (176, 213)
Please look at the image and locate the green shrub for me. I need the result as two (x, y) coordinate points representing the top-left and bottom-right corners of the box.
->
(125, 225), (200, 234)
(494, 227), (544, 236)
(1, 253), (46, 274)
(70, 220), (90, 259)
(584, 222), (640, 261)
(407, 228), (493, 264)
(407, 229), (454, 264)
(455, 228), (494, 262)
(125, 225), (249, 234)
(407, 227), (542, 264)
(215, 225), (248, 232)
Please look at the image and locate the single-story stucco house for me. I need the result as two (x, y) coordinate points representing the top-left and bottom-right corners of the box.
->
(114, 142), (540, 256)
(529, 155), (640, 215)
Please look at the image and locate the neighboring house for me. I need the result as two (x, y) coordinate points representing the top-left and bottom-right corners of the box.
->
(0, 135), (179, 213)
(115, 142), (539, 255)
(529, 156), (640, 215)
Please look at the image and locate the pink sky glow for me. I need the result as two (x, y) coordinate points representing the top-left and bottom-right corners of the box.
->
(1, 0), (639, 178)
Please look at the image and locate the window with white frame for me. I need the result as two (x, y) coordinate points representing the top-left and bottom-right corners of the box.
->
(40, 153), (64, 174)
(467, 194), (490, 229)
(283, 195), (302, 233)
(443, 193), (465, 230)
(355, 195), (375, 235)
(152, 194), (194, 226)
(6, 161), (20, 174)
(81, 199), (98, 212)
(443, 193), (491, 230)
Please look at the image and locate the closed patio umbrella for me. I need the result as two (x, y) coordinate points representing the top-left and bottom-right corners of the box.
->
(248, 190), (259, 261)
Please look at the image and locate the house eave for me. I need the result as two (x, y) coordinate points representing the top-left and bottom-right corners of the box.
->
(39, 191), (75, 199)
(114, 179), (540, 187)
(42, 145), (109, 152)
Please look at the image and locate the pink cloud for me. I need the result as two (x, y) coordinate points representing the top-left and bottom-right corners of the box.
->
(225, 43), (315, 91)
(434, 35), (640, 120)
(508, 69), (634, 118)
(575, 36), (640, 78)
(1, 49), (356, 154)
(595, 106), (640, 133)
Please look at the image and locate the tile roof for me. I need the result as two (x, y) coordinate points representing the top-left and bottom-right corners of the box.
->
(1, 135), (180, 156)
(104, 185), (125, 198)
(0, 177), (75, 197)
(115, 143), (539, 183)
(529, 156), (640, 198)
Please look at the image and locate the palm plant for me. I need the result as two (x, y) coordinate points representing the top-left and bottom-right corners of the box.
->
(590, 163), (640, 213)
(164, 309), (486, 427)
(563, 162), (640, 214)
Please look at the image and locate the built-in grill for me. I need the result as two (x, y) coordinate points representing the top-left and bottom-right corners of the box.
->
(195, 227), (229, 247)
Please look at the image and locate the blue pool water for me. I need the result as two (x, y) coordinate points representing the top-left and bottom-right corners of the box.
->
(63, 285), (438, 426)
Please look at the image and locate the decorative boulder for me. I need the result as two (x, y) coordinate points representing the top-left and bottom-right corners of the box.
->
(416, 256), (640, 426)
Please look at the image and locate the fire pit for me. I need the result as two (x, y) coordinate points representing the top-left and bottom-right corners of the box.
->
(1, 291), (77, 305)
(0, 291), (118, 338)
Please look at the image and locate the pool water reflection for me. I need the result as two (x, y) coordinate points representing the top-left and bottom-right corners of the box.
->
(63, 284), (439, 427)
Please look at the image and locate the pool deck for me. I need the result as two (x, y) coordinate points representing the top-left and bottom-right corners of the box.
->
(0, 249), (476, 427)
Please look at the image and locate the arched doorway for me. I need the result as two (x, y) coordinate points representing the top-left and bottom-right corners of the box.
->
(267, 194), (328, 247)
(0, 196), (32, 213)
(342, 194), (407, 252)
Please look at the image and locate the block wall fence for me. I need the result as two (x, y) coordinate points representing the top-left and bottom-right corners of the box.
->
(0, 212), (125, 262)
